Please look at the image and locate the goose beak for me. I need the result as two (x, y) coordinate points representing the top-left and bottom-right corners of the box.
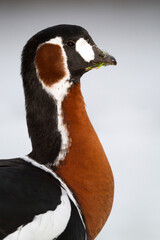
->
(86, 46), (117, 71)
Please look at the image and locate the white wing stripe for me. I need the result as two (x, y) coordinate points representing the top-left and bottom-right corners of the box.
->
(3, 188), (71, 240)
(21, 156), (86, 229)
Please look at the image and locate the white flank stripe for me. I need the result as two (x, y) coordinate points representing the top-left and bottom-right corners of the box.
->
(76, 38), (95, 62)
(21, 156), (86, 229)
(3, 188), (71, 240)
(36, 37), (72, 166)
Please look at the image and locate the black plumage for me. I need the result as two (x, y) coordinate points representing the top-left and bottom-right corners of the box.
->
(21, 25), (95, 166)
(0, 158), (86, 240)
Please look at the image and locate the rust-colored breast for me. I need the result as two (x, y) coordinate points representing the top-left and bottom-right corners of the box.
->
(56, 83), (114, 239)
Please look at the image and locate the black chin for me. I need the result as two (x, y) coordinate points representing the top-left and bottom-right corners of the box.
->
(71, 77), (80, 84)
(70, 69), (86, 84)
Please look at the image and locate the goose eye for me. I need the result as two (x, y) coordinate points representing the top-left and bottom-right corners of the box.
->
(67, 41), (75, 47)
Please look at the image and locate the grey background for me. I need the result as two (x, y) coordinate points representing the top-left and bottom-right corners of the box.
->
(0, 0), (160, 239)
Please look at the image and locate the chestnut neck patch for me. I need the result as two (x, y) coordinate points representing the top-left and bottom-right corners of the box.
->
(35, 43), (66, 87)
(34, 37), (72, 167)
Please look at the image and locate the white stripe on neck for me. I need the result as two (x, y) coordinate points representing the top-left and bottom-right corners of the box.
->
(36, 37), (72, 166)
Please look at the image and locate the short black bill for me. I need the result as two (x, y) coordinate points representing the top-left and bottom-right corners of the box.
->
(86, 46), (117, 71)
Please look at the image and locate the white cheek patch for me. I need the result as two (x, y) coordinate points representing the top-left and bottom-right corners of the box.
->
(76, 38), (95, 62)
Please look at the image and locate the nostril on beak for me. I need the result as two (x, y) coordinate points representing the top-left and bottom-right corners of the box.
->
(98, 53), (104, 58)
(98, 50), (117, 66)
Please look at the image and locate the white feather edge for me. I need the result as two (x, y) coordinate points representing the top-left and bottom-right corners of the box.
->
(3, 188), (71, 240)
(21, 156), (86, 229)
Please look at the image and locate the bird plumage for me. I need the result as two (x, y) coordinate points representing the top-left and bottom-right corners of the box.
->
(0, 157), (86, 240)
(0, 24), (116, 240)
